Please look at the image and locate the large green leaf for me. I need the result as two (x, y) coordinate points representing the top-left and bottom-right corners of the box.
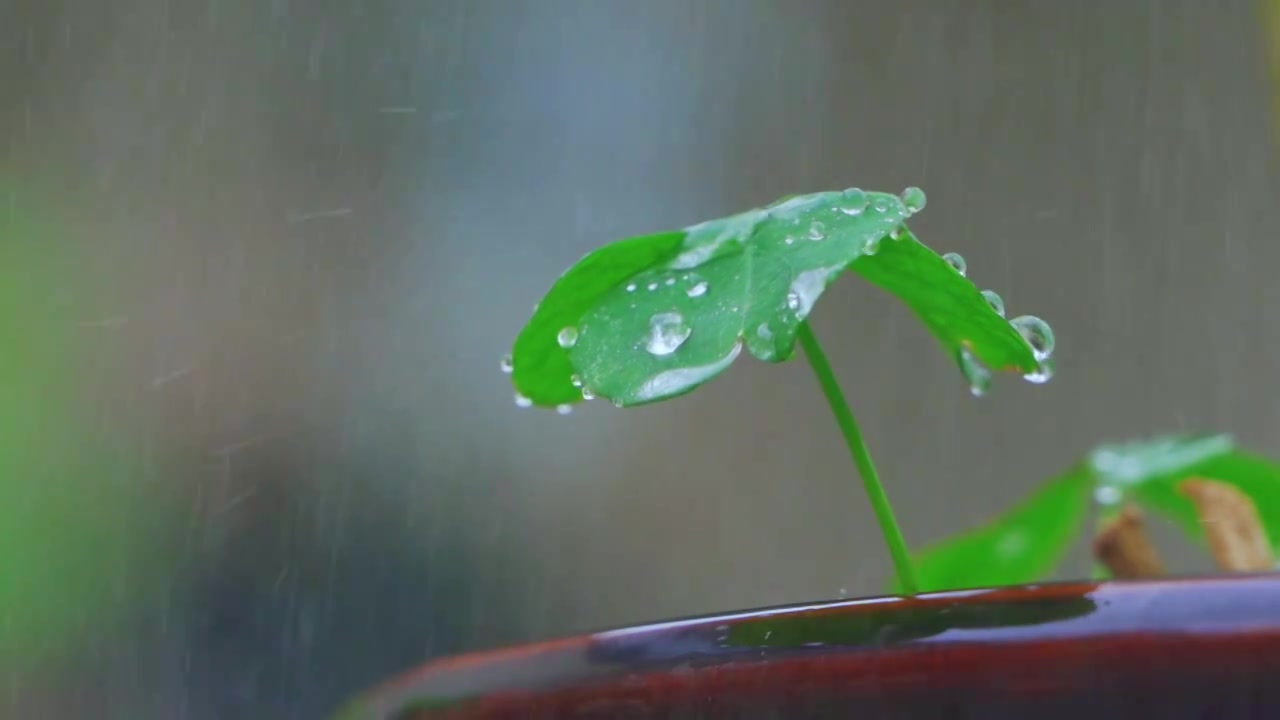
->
(895, 465), (1092, 593)
(1090, 435), (1280, 554)
(510, 188), (1051, 408)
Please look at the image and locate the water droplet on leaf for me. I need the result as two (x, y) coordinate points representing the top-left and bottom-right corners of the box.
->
(839, 188), (867, 215)
(1010, 315), (1055, 360)
(514, 392), (533, 408)
(556, 404), (573, 415)
(626, 283), (637, 293)
(665, 277), (676, 286)
(981, 290), (1005, 317)
(889, 228), (901, 240)
(784, 235), (795, 245)
(687, 281), (708, 298)
(581, 386), (596, 400)
(1094, 486), (1123, 506)
(900, 186), (927, 214)
(500, 355), (513, 374)
(647, 282), (658, 291)
(808, 221), (826, 241)
(942, 252), (966, 276)
(862, 235), (881, 255)
(570, 374), (583, 388)
(645, 312), (692, 356)
(557, 326), (579, 348)
(957, 347), (992, 397)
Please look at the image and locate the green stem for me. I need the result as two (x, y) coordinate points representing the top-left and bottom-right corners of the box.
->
(796, 321), (919, 595)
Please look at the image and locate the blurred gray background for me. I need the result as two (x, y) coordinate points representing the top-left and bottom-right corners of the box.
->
(3, 0), (1279, 718)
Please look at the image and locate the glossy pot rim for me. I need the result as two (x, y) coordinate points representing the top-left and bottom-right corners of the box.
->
(337, 573), (1280, 718)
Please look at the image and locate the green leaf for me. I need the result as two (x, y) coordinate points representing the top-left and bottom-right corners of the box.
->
(1090, 434), (1280, 554)
(511, 189), (1046, 408)
(895, 464), (1092, 593)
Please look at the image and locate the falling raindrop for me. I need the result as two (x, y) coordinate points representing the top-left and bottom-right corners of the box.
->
(942, 252), (966, 276)
(557, 326), (579, 348)
(838, 188), (868, 215)
(900, 186), (927, 214)
(981, 290), (1005, 317)
(556, 404), (573, 415)
(686, 281), (709, 298)
(808, 221), (826, 241)
(958, 347), (992, 397)
(500, 355), (514, 374)
(1010, 315), (1055, 360)
(645, 312), (692, 356)
(514, 392), (533, 408)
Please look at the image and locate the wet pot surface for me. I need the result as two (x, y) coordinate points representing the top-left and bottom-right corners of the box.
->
(342, 575), (1280, 719)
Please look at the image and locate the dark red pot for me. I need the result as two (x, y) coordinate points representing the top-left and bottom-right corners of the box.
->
(338, 575), (1280, 719)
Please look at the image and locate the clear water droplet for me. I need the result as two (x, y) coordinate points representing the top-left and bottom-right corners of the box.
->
(889, 228), (901, 241)
(647, 282), (658, 291)
(839, 188), (868, 215)
(556, 403), (573, 415)
(1023, 358), (1055, 384)
(784, 235), (795, 245)
(557, 326), (579, 348)
(514, 392), (533, 408)
(612, 398), (625, 408)
(570, 374), (583, 388)
(808, 221), (826, 241)
(981, 290), (1005, 317)
(500, 355), (514, 374)
(873, 200), (888, 213)
(645, 312), (692, 356)
(958, 347), (992, 397)
(900, 187), (927, 214)
(862, 235), (881, 255)
(1010, 315), (1055, 360)
(1094, 486), (1123, 506)
(757, 323), (773, 340)
(665, 277), (676, 286)
(687, 281), (709, 298)
(626, 283), (637, 293)
(942, 252), (967, 276)
(785, 292), (801, 311)
(581, 386), (596, 400)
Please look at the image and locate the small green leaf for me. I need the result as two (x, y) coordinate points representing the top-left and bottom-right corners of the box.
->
(1091, 434), (1280, 554)
(511, 189), (1046, 408)
(895, 465), (1092, 593)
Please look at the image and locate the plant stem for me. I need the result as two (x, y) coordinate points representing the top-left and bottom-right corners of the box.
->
(796, 321), (919, 595)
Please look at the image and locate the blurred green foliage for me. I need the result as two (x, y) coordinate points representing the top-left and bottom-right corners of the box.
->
(0, 181), (169, 669)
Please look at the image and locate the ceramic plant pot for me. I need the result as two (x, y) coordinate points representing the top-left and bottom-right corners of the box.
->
(337, 574), (1280, 719)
